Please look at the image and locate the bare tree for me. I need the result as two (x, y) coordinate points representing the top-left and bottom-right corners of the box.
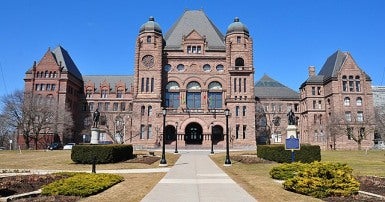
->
(255, 99), (269, 145)
(1, 90), (74, 149)
(327, 111), (375, 150)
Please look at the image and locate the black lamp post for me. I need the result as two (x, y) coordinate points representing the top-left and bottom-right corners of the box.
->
(210, 122), (214, 154)
(224, 108), (231, 165)
(174, 122), (178, 154)
(160, 107), (167, 166)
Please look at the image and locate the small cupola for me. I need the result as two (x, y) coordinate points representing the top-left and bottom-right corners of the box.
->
(139, 16), (162, 34)
(226, 17), (249, 36)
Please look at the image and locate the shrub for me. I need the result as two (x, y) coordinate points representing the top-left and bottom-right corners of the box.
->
(42, 173), (124, 197)
(282, 161), (360, 198)
(257, 144), (321, 163)
(71, 144), (133, 164)
(269, 162), (309, 180)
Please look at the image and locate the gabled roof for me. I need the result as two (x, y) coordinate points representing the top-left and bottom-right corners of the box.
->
(52, 46), (83, 80)
(164, 10), (225, 50)
(318, 50), (347, 80)
(82, 75), (133, 93)
(254, 74), (300, 100)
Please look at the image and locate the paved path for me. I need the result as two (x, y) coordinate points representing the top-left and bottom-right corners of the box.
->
(141, 151), (257, 202)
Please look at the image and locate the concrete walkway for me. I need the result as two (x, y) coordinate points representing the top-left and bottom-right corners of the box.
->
(141, 151), (257, 202)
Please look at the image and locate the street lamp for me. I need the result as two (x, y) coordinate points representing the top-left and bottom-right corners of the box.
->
(160, 107), (167, 166)
(210, 122), (214, 154)
(174, 122), (178, 154)
(224, 108), (231, 166)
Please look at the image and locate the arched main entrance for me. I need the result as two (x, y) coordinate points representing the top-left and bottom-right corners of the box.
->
(185, 122), (203, 144)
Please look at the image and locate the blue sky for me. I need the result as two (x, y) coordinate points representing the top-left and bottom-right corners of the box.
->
(1, 0), (385, 98)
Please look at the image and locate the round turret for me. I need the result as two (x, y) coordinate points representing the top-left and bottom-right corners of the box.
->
(139, 16), (162, 34)
(226, 17), (249, 35)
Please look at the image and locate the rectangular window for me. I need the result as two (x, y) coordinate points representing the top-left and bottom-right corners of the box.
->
(242, 106), (246, 116)
(120, 102), (126, 111)
(197, 46), (201, 53)
(243, 125), (246, 139)
(101, 90), (108, 98)
(89, 102), (94, 111)
(117, 90), (123, 98)
(51, 84), (56, 91)
(141, 78), (144, 92)
(35, 84), (39, 91)
(244, 78), (247, 92)
(113, 103), (118, 111)
(104, 102), (109, 111)
(187, 46), (191, 53)
(235, 106), (239, 116)
(208, 92), (222, 109)
(239, 78), (242, 92)
(235, 124), (240, 139)
(357, 111), (364, 122)
(140, 125), (145, 139)
(192, 46), (196, 53)
(146, 36), (151, 43)
(148, 125), (152, 139)
(151, 78), (154, 92)
(312, 87), (315, 95)
(318, 100), (322, 109)
(359, 127), (365, 139)
(98, 102), (103, 111)
(46, 84), (51, 91)
(317, 87), (321, 95)
(349, 80), (354, 92)
(345, 111), (352, 122)
(356, 81), (361, 92)
(165, 92), (180, 108)
(234, 78), (237, 92)
(146, 78), (149, 92)
(186, 92), (201, 109)
(347, 127), (353, 140)
(313, 100), (316, 109)
(237, 36), (241, 43)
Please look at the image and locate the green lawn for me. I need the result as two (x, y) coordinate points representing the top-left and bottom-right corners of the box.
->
(321, 149), (385, 177)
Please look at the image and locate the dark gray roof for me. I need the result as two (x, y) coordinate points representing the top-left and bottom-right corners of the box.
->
(254, 74), (300, 100)
(52, 46), (83, 81)
(82, 75), (133, 93)
(164, 10), (225, 50)
(139, 16), (162, 34)
(226, 17), (249, 36)
(318, 50), (347, 79)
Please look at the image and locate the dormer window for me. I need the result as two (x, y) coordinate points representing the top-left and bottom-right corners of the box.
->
(187, 45), (202, 54)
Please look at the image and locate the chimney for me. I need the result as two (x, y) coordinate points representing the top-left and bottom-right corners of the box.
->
(308, 66), (316, 77)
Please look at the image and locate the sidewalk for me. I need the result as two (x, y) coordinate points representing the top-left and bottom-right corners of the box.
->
(141, 151), (257, 202)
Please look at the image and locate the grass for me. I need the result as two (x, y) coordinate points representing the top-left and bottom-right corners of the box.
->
(321, 149), (385, 177)
(0, 149), (180, 171)
(0, 149), (179, 202)
(210, 151), (322, 202)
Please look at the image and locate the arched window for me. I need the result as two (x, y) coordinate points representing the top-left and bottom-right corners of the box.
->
(141, 106), (145, 116)
(187, 81), (201, 109)
(235, 57), (244, 66)
(355, 76), (361, 92)
(342, 75), (347, 92)
(148, 106), (152, 116)
(208, 81), (223, 109)
(356, 97), (362, 106)
(165, 82), (180, 108)
(45, 71), (49, 78)
(344, 97), (350, 106)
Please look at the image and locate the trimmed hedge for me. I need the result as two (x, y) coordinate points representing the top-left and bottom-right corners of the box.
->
(269, 162), (308, 180)
(71, 144), (133, 164)
(42, 172), (124, 197)
(257, 144), (321, 163)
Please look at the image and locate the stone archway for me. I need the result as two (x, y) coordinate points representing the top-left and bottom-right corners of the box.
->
(212, 125), (224, 145)
(185, 122), (203, 145)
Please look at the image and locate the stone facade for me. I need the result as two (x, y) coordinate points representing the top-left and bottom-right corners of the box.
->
(22, 10), (376, 150)
(299, 51), (375, 150)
